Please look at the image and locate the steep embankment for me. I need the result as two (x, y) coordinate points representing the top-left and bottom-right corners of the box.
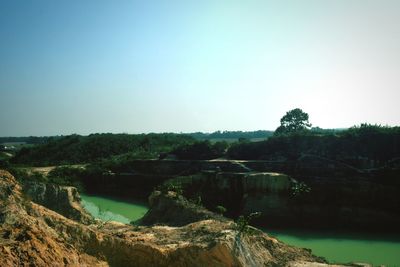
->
(0, 169), (349, 267)
(85, 159), (400, 231)
(166, 169), (400, 230)
(22, 181), (93, 224)
(0, 170), (105, 266)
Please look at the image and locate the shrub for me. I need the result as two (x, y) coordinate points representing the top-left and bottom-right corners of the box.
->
(236, 212), (262, 235)
(215, 205), (227, 215)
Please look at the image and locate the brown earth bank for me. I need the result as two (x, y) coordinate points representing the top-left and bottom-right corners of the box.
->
(0, 169), (366, 267)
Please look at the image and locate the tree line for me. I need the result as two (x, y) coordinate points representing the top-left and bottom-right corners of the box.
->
(10, 133), (194, 166)
(5, 109), (400, 168)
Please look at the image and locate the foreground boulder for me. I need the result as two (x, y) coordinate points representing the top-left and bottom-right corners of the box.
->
(1, 169), (351, 266)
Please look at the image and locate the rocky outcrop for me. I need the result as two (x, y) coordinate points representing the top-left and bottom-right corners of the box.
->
(22, 181), (93, 224)
(139, 190), (228, 226)
(163, 168), (400, 231)
(0, 170), (106, 266)
(0, 169), (346, 267)
(164, 171), (295, 220)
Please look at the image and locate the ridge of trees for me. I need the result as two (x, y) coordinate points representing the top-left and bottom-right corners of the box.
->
(10, 133), (194, 166)
(4, 107), (400, 167)
(227, 123), (400, 165)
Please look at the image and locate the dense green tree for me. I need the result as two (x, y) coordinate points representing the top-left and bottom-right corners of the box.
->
(274, 108), (311, 135)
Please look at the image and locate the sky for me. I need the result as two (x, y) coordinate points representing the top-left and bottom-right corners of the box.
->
(0, 0), (399, 136)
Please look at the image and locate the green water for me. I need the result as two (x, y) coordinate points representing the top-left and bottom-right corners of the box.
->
(267, 229), (400, 266)
(79, 195), (400, 266)
(80, 194), (148, 224)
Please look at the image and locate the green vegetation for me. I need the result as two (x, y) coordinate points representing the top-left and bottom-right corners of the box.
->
(7, 131), (273, 167)
(5, 123), (399, 172)
(7, 168), (47, 184)
(8, 166), (86, 191)
(188, 130), (273, 141)
(236, 212), (262, 235)
(274, 108), (312, 136)
(11, 133), (194, 166)
(215, 205), (227, 215)
(228, 124), (400, 165)
(0, 152), (11, 168)
(0, 136), (53, 145)
(172, 140), (228, 160)
(4, 111), (400, 171)
(47, 166), (86, 191)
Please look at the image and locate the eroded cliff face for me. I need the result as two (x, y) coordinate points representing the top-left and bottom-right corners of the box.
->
(0, 169), (345, 267)
(0, 170), (106, 266)
(164, 171), (294, 222)
(163, 166), (400, 231)
(22, 181), (93, 224)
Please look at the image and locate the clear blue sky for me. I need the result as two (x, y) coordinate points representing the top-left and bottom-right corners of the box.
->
(1, 0), (399, 136)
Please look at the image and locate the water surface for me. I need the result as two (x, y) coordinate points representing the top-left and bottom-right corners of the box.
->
(267, 229), (400, 266)
(80, 194), (148, 224)
(79, 194), (400, 266)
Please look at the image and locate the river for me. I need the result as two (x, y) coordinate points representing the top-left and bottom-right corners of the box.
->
(80, 194), (400, 266)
